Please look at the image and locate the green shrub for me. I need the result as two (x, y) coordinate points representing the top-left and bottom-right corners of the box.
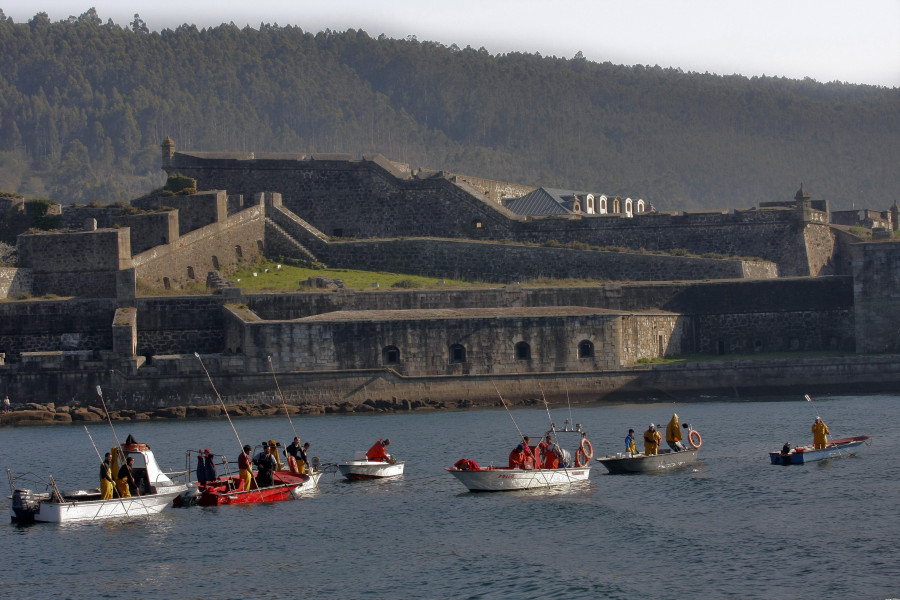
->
(163, 173), (197, 194)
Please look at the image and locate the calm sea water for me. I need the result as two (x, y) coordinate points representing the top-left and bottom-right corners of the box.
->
(1, 393), (898, 600)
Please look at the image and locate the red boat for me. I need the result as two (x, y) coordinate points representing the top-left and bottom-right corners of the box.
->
(174, 470), (314, 507)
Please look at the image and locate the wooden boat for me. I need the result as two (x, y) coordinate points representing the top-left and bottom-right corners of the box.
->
(597, 423), (703, 474)
(338, 451), (405, 481)
(769, 436), (870, 465)
(446, 422), (593, 492)
(597, 447), (699, 474)
(8, 440), (188, 523)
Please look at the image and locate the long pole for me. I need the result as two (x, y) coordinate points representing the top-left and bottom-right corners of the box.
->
(84, 425), (132, 518)
(491, 383), (549, 487)
(268, 356), (317, 488)
(805, 393), (833, 449)
(194, 353), (265, 500)
(539, 383), (572, 481)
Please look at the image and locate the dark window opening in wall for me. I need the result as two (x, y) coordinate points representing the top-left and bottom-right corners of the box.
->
(235, 245), (243, 259)
(382, 346), (400, 365)
(212, 256), (219, 269)
(753, 339), (763, 351)
(716, 340), (725, 355)
(333, 228), (344, 237)
(578, 340), (594, 358)
(256, 240), (264, 253)
(657, 334), (664, 356)
(187, 266), (195, 279)
(163, 277), (171, 290)
(450, 344), (466, 364)
(515, 341), (531, 360)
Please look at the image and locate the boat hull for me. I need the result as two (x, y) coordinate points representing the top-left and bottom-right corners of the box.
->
(10, 485), (187, 523)
(179, 471), (314, 507)
(446, 466), (591, 491)
(338, 460), (405, 480)
(596, 449), (699, 474)
(770, 436), (869, 465)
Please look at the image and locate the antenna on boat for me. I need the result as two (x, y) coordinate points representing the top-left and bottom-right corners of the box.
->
(564, 381), (573, 429)
(194, 352), (264, 500)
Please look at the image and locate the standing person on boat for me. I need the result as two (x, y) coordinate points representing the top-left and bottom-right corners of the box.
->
(99, 452), (116, 500)
(625, 429), (638, 454)
(256, 445), (277, 487)
(521, 436), (536, 468)
(643, 424), (662, 456)
(285, 437), (307, 473)
(542, 435), (560, 469)
(117, 456), (137, 498)
(812, 417), (830, 450)
(238, 445), (253, 491)
(508, 444), (527, 469)
(666, 414), (685, 452)
(366, 439), (391, 462)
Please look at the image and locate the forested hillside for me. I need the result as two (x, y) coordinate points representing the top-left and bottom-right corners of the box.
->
(1, 8), (898, 210)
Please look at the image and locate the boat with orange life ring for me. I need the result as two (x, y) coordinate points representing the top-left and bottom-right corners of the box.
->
(447, 420), (592, 492)
(596, 423), (701, 475)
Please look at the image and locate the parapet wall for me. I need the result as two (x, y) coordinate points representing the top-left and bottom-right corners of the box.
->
(169, 151), (830, 276)
(318, 238), (778, 283)
(852, 240), (900, 353)
(0, 267), (32, 299)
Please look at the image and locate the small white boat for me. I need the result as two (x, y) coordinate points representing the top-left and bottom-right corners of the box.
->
(338, 451), (405, 481)
(447, 421), (593, 492)
(8, 440), (188, 523)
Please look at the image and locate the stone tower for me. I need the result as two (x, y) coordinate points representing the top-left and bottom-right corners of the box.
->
(161, 136), (175, 170)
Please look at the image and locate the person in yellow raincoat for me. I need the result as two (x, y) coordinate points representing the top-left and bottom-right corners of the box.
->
(116, 456), (136, 498)
(812, 417), (830, 449)
(643, 424), (661, 456)
(99, 452), (115, 500)
(666, 413), (685, 452)
(625, 429), (637, 454)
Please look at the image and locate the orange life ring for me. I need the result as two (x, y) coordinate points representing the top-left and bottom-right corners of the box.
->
(575, 448), (587, 467)
(124, 443), (149, 452)
(688, 430), (702, 449)
(580, 439), (594, 461)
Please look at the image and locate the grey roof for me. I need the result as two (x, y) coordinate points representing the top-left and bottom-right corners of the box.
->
(503, 187), (589, 216)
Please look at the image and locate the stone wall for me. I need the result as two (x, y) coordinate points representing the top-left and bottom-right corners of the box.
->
(113, 211), (178, 255)
(0, 298), (118, 360)
(131, 204), (265, 290)
(168, 151), (832, 276)
(0, 267), (32, 299)
(132, 190), (229, 235)
(852, 240), (900, 353)
(135, 296), (227, 356)
(16, 228), (131, 298)
(317, 238), (777, 283)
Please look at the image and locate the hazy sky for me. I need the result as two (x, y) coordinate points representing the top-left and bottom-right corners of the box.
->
(5, 1), (899, 87)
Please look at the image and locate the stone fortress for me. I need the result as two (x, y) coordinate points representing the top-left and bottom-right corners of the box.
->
(1, 137), (900, 411)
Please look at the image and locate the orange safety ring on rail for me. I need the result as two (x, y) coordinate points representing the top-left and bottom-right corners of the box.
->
(580, 439), (594, 461)
(688, 430), (703, 449)
(575, 448), (588, 467)
(124, 443), (149, 452)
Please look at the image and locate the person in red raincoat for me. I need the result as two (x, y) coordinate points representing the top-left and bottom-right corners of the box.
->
(508, 444), (526, 468)
(366, 438), (391, 462)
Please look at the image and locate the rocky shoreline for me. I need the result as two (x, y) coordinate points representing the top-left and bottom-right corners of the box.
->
(0, 397), (540, 427)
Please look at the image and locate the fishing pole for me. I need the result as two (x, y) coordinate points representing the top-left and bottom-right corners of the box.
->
(538, 383), (573, 481)
(491, 381), (546, 485)
(84, 425), (131, 518)
(194, 352), (265, 500)
(96, 386), (144, 500)
(268, 356), (316, 487)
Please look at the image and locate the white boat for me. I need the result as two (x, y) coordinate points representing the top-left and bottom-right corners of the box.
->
(446, 422), (593, 492)
(338, 451), (405, 480)
(8, 440), (188, 523)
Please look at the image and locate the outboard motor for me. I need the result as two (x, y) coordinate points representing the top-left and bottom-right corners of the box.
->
(11, 489), (40, 523)
(174, 483), (201, 508)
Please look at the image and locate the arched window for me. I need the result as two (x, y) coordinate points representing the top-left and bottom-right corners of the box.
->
(515, 341), (531, 361)
(578, 340), (594, 358)
(625, 198), (633, 217)
(235, 245), (243, 259)
(635, 199), (646, 214)
(585, 195), (595, 214)
(382, 346), (400, 365)
(187, 266), (195, 279)
(449, 344), (466, 364)
(212, 255), (219, 269)
(613, 197), (621, 214)
(598, 195), (607, 214)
